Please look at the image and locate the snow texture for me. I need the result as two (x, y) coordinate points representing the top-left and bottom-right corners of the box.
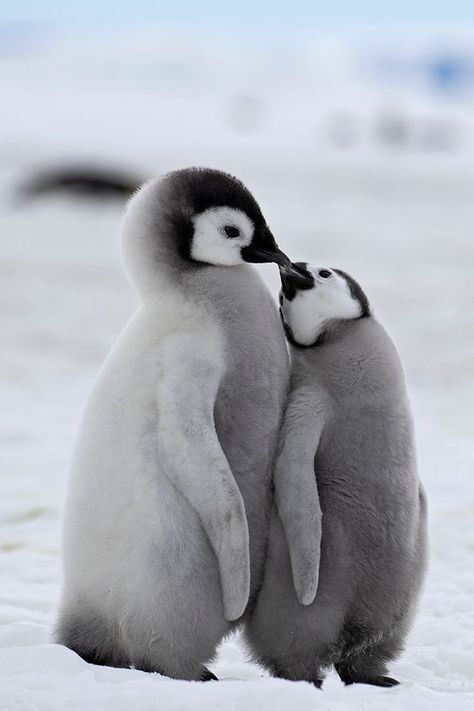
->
(1, 29), (474, 710)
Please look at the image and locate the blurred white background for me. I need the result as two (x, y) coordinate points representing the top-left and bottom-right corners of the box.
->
(1, 2), (473, 710)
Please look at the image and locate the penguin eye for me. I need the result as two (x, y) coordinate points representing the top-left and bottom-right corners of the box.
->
(319, 269), (332, 278)
(223, 225), (240, 239)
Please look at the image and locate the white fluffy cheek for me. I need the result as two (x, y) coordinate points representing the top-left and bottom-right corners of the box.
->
(285, 285), (362, 346)
(285, 296), (319, 346)
(327, 284), (362, 322)
(191, 229), (244, 266)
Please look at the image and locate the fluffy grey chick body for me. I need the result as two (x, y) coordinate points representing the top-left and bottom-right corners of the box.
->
(55, 168), (292, 680)
(245, 264), (428, 687)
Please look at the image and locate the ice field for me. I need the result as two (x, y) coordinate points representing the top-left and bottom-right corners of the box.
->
(1, 31), (474, 710)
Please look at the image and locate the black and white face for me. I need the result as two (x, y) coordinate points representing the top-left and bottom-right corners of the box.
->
(165, 167), (296, 270)
(191, 206), (263, 266)
(279, 263), (369, 346)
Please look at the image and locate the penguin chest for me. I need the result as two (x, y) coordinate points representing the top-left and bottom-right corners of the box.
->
(214, 319), (288, 483)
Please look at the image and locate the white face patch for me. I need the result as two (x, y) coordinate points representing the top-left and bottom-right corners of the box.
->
(190, 207), (254, 266)
(281, 265), (362, 346)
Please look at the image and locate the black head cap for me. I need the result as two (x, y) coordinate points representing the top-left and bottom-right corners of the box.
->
(167, 167), (265, 225)
(333, 268), (371, 318)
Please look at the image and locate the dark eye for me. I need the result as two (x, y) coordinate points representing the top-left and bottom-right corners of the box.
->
(223, 225), (240, 239)
(319, 269), (331, 278)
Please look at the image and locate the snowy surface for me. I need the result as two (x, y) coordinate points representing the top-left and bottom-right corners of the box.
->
(1, 29), (474, 710)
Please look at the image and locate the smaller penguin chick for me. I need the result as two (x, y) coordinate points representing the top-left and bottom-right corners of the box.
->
(245, 262), (427, 687)
(275, 262), (372, 605)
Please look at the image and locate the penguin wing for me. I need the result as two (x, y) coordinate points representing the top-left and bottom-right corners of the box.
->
(274, 386), (328, 606)
(155, 333), (250, 622)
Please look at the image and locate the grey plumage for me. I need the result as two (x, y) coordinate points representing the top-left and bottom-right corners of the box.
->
(55, 169), (290, 679)
(245, 276), (428, 687)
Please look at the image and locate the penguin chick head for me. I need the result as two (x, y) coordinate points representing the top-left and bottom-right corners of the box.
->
(162, 167), (291, 268)
(279, 263), (370, 347)
(121, 167), (307, 297)
(177, 168), (290, 267)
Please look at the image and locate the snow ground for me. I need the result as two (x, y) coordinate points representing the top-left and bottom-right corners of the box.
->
(1, 31), (474, 710)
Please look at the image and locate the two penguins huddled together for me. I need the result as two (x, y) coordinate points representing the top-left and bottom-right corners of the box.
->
(56, 168), (427, 688)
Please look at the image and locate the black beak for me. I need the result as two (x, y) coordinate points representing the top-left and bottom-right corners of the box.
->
(279, 261), (315, 297)
(240, 226), (294, 268)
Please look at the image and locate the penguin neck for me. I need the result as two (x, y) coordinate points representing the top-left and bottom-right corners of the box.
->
(119, 178), (191, 302)
(120, 181), (260, 313)
(121, 233), (196, 304)
(121, 223), (197, 305)
(121, 222), (255, 319)
(312, 317), (365, 348)
(292, 317), (388, 383)
(286, 316), (360, 351)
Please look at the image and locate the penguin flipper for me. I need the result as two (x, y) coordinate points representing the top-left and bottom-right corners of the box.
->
(274, 387), (327, 606)
(156, 334), (250, 622)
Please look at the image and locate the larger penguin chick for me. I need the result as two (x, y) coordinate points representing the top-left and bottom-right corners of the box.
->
(56, 168), (291, 680)
(246, 263), (428, 688)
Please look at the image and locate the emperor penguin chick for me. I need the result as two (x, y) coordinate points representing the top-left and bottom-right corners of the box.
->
(245, 263), (428, 688)
(56, 168), (294, 680)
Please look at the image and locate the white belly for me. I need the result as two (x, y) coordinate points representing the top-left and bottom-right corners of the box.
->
(61, 307), (216, 615)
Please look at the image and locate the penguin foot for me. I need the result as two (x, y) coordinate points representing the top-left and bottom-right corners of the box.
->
(343, 675), (399, 688)
(200, 667), (218, 682)
(369, 675), (400, 688)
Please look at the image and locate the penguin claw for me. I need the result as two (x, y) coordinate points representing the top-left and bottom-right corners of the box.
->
(200, 667), (218, 682)
(343, 675), (400, 688)
(374, 676), (400, 687)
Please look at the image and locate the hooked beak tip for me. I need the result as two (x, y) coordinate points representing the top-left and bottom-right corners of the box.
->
(280, 261), (315, 290)
(243, 246), (292, 268)
(271, 250), (293, 269)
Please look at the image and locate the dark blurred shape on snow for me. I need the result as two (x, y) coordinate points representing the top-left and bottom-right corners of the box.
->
(376, 111), (410, 148)
(321, 108), (460, 153)
(17, 166), (146, 203)
(418, 118), (458, 152)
